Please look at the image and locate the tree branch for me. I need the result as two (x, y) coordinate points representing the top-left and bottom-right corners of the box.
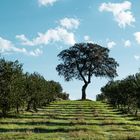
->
(88, 64), (92, 83)
(75, 61), (87, 84)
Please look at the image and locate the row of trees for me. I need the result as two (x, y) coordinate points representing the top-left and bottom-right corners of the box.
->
(97, 73), (140, 116)
(0, 58), (69, 117)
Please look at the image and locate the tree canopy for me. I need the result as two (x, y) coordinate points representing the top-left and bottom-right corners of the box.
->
(97, 73), (140, 116)
(0, 58), (69, 117)
(56, 43), (119, 100)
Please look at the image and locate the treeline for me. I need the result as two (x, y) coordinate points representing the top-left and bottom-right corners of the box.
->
(96, 73), (140, 116)
(0, 58), (69, 117)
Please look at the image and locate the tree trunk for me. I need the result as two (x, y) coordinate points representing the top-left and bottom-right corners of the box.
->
(135, 109), (138, 116)
(26, 99), (33, 111)
(81, 83), (88, 100)
(33, 100), (38, 112)
(2, 108), (7, 117)
(127, 106), (130, 113)
(16, 104), (19, 114)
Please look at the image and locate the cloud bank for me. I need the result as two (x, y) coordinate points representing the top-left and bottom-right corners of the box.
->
(99, 1), (135, 28)
(16, 18), (79, 47)
(0, 37), (42, 56)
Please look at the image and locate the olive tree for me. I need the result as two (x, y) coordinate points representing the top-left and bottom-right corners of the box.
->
(0, 58), (23, 116)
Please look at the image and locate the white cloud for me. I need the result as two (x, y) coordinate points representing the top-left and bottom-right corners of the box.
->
(124, 40), (131, 47)
(84, 35), (90, 41)
(0, 37), (42, 57)
(16, 34), (35, 46)
(99, 1), (135, 28)
(107, 41), (116, 49)
(134, 55), (140, 61)
(0, 37), (26, 54)
(84, 35), (93, 43)
(28, 48), (43, 56)
(134, 32), (140, 44)
(38, 0), (58, 6)
(16, 17), (79, 47)
(16, 27), (76, 46)
(59, 18), (80, 30)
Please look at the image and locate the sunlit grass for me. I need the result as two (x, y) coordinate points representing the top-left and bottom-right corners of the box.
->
(0, 100), (140, 139)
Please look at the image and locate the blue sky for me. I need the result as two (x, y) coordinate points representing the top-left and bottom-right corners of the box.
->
(1, 0), (140, 100)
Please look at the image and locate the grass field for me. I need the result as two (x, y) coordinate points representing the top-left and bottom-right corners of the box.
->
(0, 100), (140, 140)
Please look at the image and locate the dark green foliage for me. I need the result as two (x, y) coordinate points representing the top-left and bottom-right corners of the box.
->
(0, 58), (23, 116)
(0, 58), (69, 117)
(56, 43), (118, 100)
(98, 73), (140, 116)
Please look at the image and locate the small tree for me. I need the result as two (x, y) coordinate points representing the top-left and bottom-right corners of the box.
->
(25, 72), (45, 112)
(0, 58), (23, 116)
(56, 43), (119, 100)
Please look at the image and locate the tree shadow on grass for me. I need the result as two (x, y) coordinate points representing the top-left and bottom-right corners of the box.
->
(0, 127), (88, 133)
(0, 123), (140, 134)
(129, 117), (140, 121)
(0, 120), (140, 127)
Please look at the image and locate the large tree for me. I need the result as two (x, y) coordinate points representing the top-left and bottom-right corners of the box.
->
(56, 43), (119, 100)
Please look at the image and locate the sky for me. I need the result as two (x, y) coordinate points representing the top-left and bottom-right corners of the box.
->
(0, 0), (140, 100)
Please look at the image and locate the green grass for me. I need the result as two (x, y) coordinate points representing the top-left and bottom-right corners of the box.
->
(0, 100), (140, 140)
